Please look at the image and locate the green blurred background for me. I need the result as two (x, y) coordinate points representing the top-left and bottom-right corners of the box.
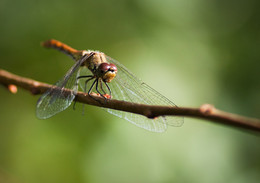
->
(0, 0), (260, 182)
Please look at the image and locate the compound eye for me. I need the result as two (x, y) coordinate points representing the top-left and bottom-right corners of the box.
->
(99, 63), (110, 73)
(109, 64), (117, 72)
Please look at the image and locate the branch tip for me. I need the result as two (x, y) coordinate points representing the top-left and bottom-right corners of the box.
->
(8, 84), (18, 94)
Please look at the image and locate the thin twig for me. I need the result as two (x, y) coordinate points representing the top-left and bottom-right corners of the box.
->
(0, 68), (260, 132)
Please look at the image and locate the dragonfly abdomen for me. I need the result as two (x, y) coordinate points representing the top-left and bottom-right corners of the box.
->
(42, 39), (83, 60)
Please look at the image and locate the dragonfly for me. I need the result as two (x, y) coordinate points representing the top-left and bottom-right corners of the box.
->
(36, 39), (183, 132)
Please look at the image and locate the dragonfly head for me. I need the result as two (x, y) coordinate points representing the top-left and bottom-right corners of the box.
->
(98, 63), (117, 83)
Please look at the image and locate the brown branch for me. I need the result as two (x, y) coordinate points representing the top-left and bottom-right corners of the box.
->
(1, 68), (260, 132)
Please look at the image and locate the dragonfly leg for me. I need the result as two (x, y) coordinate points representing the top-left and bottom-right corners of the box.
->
(77, 75), (93, 80)
(73, 75), (94, 110)
(104, 82), (112, 98)
(88, 79), (97, 94)
(82, 79), (105, 105)
(73, 95), (78, 110)
(84, 77), (95, 93)
(95, 79), (107, 100)
(100, 81), (106, 95)
(76, 75), (93, 92)
(88, 79), (101, 101)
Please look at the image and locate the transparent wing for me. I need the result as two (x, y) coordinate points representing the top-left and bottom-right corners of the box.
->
(104, 56), (184, 132)
(36, 55), (89, 119)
